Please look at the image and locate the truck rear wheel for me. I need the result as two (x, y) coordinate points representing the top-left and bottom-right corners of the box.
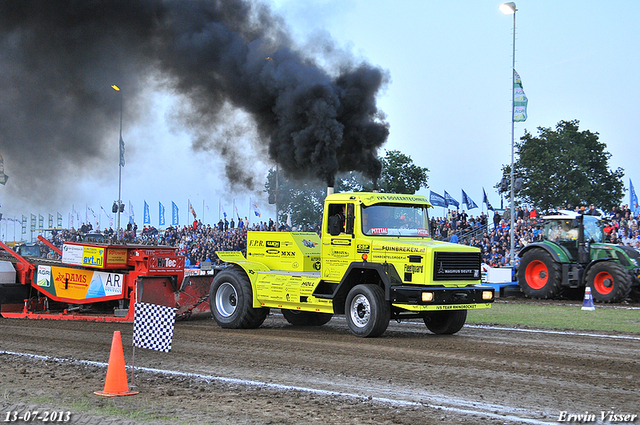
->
(281, 309), (333, 326)
(345, 284), (390, 338)
(210, 268), (269, 329)
(423, 310), (467, 335)
(517, 249), (562, 299)
(586, 261), (632, 303)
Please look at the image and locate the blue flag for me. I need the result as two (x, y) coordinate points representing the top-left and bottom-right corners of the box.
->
(144, 201), (150, 225)
(444, 191), (459, 208)
(461, 190), (478, 210)
(631, 179), (639, 216)
(483, 188), (494, 211)
(171, 201), (179, 226)
(429, 191), (447, 208)
(159, 202), (165, 226)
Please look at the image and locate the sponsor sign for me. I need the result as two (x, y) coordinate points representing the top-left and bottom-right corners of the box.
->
(35, 265), (125, 301)
(62, 243), (128, 269)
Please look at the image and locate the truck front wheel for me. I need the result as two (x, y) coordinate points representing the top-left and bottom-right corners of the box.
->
(281, 309), (333, 326)
(345, 284), (390, 338)
(210, 268), (269, 329)
(423, 310), (467, 335)
(517, 249), (562, 299)
(586, 262), (632, 303)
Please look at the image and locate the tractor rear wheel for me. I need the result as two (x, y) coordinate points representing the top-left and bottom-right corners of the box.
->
(517, 249), (563, 299)
(281, 309), (333, 326)
(586, 262), (632, 303)
(423, 310), (467, 335)
(209, 268), (269, 329)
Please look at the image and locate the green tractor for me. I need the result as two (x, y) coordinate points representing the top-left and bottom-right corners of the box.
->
(517, 210), (640, 302)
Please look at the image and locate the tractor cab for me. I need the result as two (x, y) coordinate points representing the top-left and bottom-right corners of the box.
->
(541, 210), (603, 261)
(14, 243), (42, 258)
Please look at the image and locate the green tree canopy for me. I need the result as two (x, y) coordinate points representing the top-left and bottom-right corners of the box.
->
(378, 150), (429, 194)
(510, 120), (624, 211)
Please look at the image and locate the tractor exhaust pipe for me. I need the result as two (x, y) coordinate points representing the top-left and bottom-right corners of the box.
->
(577, 214), (589, 264)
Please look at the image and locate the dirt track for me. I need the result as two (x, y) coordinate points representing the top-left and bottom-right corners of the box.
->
(1, 309), (639, 425)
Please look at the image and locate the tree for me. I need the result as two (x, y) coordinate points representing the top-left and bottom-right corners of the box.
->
(377, 150), (429, 194)
(510, 120), (624, 211)
(265, 169), (325, 229)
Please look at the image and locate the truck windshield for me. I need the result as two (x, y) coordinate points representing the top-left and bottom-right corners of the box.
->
(361, 204), (430, 237)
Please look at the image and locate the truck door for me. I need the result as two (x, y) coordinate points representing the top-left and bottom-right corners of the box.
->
(322, 203), (357, 282)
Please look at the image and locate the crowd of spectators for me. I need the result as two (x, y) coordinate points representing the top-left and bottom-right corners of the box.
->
(38, 203), (640, 271)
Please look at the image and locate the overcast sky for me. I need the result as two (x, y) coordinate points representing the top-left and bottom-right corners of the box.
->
(1, 0), (638, 237)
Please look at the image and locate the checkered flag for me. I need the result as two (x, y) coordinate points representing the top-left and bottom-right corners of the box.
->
(133, 302), (177, 352)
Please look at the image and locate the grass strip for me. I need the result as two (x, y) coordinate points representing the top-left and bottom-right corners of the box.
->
(467, 302), (640, 334)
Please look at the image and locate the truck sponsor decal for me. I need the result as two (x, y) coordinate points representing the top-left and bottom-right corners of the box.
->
(302, 239), (317, 248)
(434, 303), (487, 310)
(382, 245), (426, 253)
(404, 264), (423, 274)
(331, 239), (351, 246)
(393, 303), (492, 312)
(331, 250), (350, 258)
(367, 194), (427, 203)
(370, 227), (388, 235)
(356, 244), (370, 254)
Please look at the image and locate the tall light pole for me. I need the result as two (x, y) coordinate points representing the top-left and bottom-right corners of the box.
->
(500, 2), (517, 269)
(111, 84), (123, 238)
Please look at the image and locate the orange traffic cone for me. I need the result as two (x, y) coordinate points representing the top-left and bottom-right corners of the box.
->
(94, 331), (138, 397)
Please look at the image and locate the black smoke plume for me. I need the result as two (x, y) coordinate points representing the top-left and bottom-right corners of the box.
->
(0, 0), (389, 205)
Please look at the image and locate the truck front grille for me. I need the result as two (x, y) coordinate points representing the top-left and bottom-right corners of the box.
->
(433, 252), (481, 281)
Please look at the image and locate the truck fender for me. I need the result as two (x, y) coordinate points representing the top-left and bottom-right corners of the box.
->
(214, 251), (270, 307)
(331, 262), (399, 315)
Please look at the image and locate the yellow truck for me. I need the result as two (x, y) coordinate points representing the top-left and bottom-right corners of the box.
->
(211, 192), (494, 337)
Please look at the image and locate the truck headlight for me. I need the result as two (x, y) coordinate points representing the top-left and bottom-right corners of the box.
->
(482, 290), (494, 300)
(421, 292), (434, 302)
